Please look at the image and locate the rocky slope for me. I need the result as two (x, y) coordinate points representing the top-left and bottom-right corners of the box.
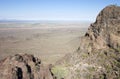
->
(57, 5), (120, 79)
(0, 54), (54, 79)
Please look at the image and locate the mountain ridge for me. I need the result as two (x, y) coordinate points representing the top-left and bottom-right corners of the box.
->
(57, 5), (120, 79)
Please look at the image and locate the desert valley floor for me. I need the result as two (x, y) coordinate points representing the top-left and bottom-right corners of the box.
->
(0, 22), (89, 64)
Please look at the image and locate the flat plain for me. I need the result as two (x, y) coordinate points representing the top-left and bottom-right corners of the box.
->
(0, 22), (89, 64)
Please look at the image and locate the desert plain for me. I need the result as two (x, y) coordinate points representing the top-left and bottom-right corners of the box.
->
(0, 22), (90, 64)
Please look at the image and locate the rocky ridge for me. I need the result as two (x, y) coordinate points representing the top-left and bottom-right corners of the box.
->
(0, 54), (55, 79)
(58, 5), (120, 79)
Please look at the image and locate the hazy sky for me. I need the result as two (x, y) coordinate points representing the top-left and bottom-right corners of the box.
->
(0, 0), (120, 21)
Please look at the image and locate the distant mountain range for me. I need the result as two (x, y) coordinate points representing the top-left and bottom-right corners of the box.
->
(0, 19), (92, 23)
(0, 20), (40, 23)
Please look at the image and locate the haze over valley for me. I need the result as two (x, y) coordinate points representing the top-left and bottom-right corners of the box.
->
(0, 22), (89, 64)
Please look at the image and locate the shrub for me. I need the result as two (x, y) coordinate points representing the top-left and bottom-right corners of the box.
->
(51, 66), (68, 79)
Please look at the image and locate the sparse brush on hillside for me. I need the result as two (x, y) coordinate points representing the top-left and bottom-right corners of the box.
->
(57, 5), (120, 79)
(51, 66), (68, 79)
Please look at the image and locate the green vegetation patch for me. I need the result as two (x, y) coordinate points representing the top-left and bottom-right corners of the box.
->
(51, 66), (68, 79)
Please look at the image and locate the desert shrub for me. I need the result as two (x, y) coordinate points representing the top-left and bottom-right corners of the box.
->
(35, 65), (40, 71)
(51, 66), (68, 79)
(87, 67), (95, 72)
(99, 75), (105, 79)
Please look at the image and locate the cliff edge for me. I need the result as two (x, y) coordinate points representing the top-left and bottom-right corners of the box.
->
(59, 5), (120, 79)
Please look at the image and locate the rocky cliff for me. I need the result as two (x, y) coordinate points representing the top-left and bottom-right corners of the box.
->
(83, 5), (120, 51)
(58, 5), (120, 79)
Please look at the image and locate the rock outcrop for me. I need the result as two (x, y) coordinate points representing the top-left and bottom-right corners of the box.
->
(58, 5), (120, 79)
(0, 54), (54, 79)
(83, 5), (120, 51)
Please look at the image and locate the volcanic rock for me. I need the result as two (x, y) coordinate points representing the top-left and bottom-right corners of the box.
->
(0, 54), (54, 79)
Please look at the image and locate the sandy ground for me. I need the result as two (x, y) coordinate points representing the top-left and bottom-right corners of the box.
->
(0, 22), (89, 64)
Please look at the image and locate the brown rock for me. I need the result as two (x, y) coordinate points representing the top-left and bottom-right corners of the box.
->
(59, 5), (120, 79)
(0, 54), (54, 79)
(82, 5), (120, 51)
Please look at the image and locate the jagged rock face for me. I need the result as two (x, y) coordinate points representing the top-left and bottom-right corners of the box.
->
(82, 5), (120, 51)
(59, 5), (120, 79)
(0, 54), (54, 79)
